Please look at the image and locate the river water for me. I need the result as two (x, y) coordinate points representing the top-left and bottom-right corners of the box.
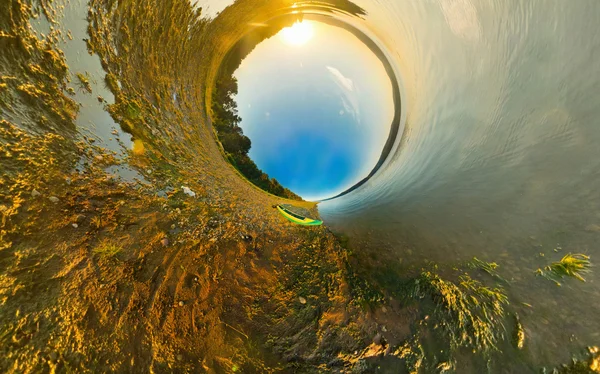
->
(319, 0), (600, 368)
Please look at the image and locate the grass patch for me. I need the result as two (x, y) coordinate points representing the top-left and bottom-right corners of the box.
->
(125, 101), (141, 119)
(468, 257), (508, 283)
(411, 272), (508, 351)
(345, 266), (385, 308)
(76, 73), (92, 93)
(393, 334), (425, 373)
(93, 240), (122, 259)
(545, 346), (600, 373)
(536, 253), (592, 286)
(104, 73), (119, 94)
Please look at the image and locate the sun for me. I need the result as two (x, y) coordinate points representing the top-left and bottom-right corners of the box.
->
(280, 21), (314, 46)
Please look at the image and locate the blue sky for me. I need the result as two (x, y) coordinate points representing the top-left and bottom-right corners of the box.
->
(234, 20), (393, 200)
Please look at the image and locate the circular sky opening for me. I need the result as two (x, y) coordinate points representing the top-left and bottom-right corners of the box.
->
(234, 19), (394, 201)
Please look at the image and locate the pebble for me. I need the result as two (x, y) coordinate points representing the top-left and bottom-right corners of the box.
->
(31, 189), (41, 197)
(161, 238), (169, 247)
(178, 301), (184, 307)
(72, 223), (78, 228)
(384, 344), (393, 356)
(181, 186), (196, 198)
(48, 196), (59, 203)
(298, 296), (307, 304)
(176, 354), (183, 361)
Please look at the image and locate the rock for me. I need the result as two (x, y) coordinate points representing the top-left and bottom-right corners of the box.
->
(589, 346), (600, 372)
(437, 362), (453, 372)
(178, 301), (184, 307)
(384, 344), (393, 356)
(585, 224), (600, 232)
(31, 189), (41, 197)
(161, 238), (169, 247)
(327, 357), (344, 367)
(352, 359), (369, 373)
(181, 186), (196, 198)
(176, 354), (183, 361)
(514, 314), (525, 349)
(241, 234), (253, 242)
(111, 129), (118, 135)
(48, 196), (59, 203)
(298, 296), (307, 304)
(72, 223), (78, 228)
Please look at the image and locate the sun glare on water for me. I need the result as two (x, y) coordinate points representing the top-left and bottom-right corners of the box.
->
(281, 21), (314, 46)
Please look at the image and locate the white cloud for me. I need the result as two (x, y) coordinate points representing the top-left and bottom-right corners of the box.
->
(327, 66), (361, 122)
(326, 66), (354, 92)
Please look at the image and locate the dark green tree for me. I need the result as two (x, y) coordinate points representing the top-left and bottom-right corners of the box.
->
(211, 73), (301, 200)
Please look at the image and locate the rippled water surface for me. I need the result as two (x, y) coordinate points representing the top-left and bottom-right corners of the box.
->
(321, 0), (600, 366)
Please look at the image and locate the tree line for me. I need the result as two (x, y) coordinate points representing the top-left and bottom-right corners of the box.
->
(211, 74), (302, 200)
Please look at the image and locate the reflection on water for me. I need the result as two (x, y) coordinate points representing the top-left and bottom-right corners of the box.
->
(29, 0), (140, 183)
(322, 0), (600, 366)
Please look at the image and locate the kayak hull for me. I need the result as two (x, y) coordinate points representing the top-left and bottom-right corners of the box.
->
(276, 205), (323, 226)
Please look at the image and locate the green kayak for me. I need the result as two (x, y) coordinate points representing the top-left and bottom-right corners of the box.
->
(276, 205), (323, 226)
